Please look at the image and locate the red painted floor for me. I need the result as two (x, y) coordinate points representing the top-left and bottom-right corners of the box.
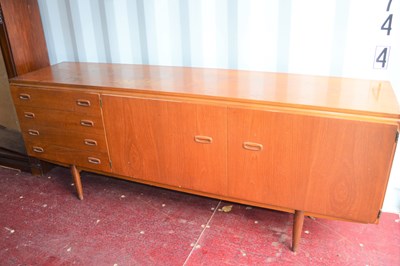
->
(0, 166), (399, 265)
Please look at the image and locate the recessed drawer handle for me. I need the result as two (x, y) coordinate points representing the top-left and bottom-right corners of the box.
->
(88, 157), (101, 164)
(19, 93), (31, 100)
(32, 146), (44, 153)
(76, 99), (91, 107)
(194, 135), (213, 144)
(243, 142), (263, 151)
(24, 112), (35, 119)
(80, 120), (94, 127)
(84, 139), (98, 146)
(28, 129), (40, 136)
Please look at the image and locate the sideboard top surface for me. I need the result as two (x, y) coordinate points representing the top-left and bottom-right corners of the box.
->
(10, 62), (400, 119)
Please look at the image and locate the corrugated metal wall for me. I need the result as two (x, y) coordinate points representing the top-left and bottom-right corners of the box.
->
(38, 0), (398, 78)
(37, 0), (400, 212)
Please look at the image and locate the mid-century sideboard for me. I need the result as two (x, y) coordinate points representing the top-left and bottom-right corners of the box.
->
(10, 62), (400, 251)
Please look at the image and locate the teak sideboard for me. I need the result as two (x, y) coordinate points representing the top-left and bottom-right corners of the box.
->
(10, 62), (400, 251)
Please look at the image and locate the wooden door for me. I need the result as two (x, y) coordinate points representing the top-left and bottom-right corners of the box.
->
(0, 0), (49, 78)
(102, 95), (227, 196)
(228, 107), (397, 222)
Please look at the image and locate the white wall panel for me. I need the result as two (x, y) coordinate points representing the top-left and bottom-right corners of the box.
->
(343, 0), (381, 80)
(142, 0), (158, 65)
(154, 0), (173, 65)
(126, 1), (143, 64)
(237, 0), (279, 72)
(112, 0), (133, 64)
(188, 1), (203, 67)
(72, 0), (97, 62)
(288, 0), (336, 75)
(215, 0), (229, 69)
(37, 0), (400, 213)
(201, 0), (218, 68)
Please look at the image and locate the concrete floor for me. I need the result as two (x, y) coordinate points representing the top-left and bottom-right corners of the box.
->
(0, 166), (399, 265)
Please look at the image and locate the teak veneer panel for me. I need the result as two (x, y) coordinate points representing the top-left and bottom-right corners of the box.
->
(25, 140), (110, 173)
(228, 108), (397, 222)
(11, 62), (400, 119)
(9, 62), (400, 251)
(21, 125), (108, 153)
(15, 107), (104, 136)
(11, 86), (101, 115)
(0, 0), (49, 77)
(102, 96), (228, 196)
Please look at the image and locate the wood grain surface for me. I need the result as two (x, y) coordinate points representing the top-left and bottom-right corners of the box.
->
(0, 0), (49, 77)
(11, 62), (400, 119)
(9, 63), (400, 228)
(102, 95), (228, 196)
(15, 106), (104, 135)
(228, 107), (397, 222)
(21, 125), (108, 153)
(11, 85), (101, 115)
(25, 140), (110, 173)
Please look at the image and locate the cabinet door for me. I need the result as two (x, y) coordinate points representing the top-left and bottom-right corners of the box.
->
(228, 107), (397, 222)
(102, 95), (227, 195)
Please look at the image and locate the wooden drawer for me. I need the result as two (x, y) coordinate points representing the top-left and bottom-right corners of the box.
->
(25, 141), (110, 172)
(11, 85), (101, 115)
(21, 125), (108, 153)
(15, 106), (105, 135)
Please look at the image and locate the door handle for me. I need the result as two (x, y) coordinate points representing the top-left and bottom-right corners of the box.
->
(88, 157), (101, 164)
(76, 99), (91, 107)
(194, 135), (213, 144)
(19, 93), (31, 100)
(24, 112), (35, 119)
(84, 139), (98, 146)
(80, 120), (94, 127)
(28, 129), (40, 136)
(243, 142), (263, 151)
(32, 146), (44, 153)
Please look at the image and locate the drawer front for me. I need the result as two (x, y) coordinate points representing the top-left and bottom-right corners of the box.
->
(11, 85), (101, 115)
(21, 125), (108, 153)
(16, 106), (105, 135)
(25, 141), (110, 172)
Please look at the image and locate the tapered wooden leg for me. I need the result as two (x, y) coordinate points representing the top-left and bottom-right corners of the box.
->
(70, 165), (83, 200)
(292, 210), (304, 252)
